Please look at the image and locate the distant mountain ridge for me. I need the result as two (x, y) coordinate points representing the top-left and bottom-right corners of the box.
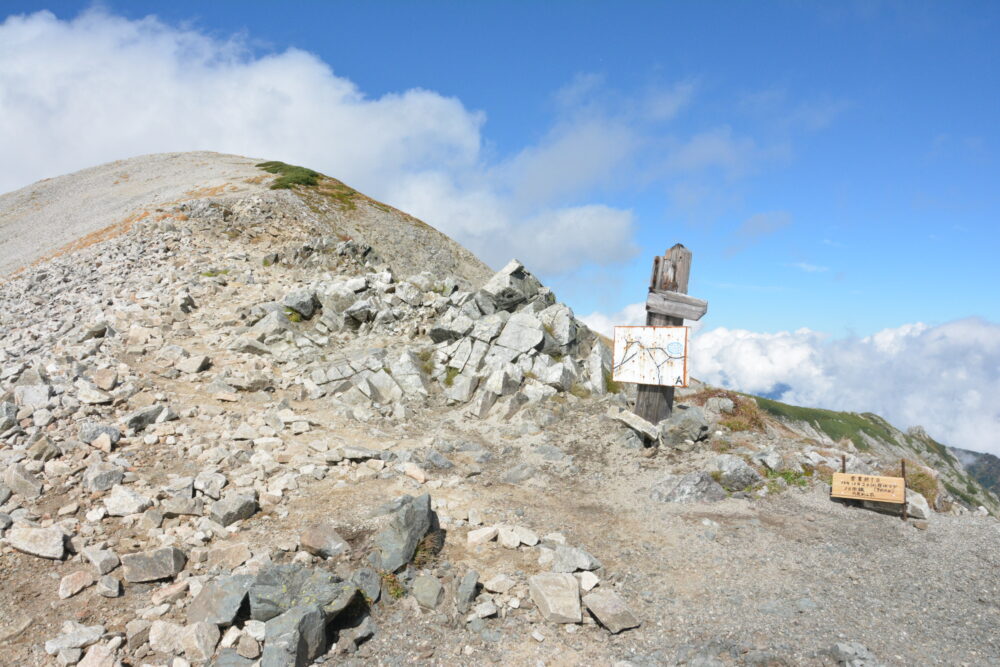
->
(950, 446), (1000, 499)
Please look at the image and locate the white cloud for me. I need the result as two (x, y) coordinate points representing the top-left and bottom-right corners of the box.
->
(726, 211), (793, 256)
(0, 9), (642, 276)
(789, 262), (829, 272)
(580, 301), (647, 338)
(691, 318), (1000, 455)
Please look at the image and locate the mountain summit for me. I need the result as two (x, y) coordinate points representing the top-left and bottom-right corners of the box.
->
(0, 152), (997, 665)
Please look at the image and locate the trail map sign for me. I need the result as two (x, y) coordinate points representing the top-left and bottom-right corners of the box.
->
(612, 326), (689, 387)
(830, 472), (905, 504)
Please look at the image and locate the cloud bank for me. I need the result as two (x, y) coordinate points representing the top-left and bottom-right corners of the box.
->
(582, 311), (1000, 455)
(0, 9), (649, 275)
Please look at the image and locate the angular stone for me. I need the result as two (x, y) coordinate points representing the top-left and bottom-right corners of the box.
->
(249, 564), (356, 622)
(282, 288), (317, 319)
(176, 355), (211, 374)
(529, 573), (582, 624)
(210, 493), (258, 527)
(90, 368), (118, 391)
(467, 525), (498, 546)
(15, 383), (51, 409)
(148, 620), (182, 654)
(83, 463), (124, 492)
(494, 312), (545, 353)
(659, 405), (710, 448)
(77, 643), (116, 667)
(207, 543), (253, 571)
(444, 373), (479, 404)
(121, 547), (187, 582)
(104, 485), (153, 516)
(709, 454), (764, 491)
(551, 545), (602, 573)
(412, 575), (444, 609)
(194, 470), (228, 499)
(251, 310), (292, 337)
(187, 575), (254, 625)
(586, 342), (612, 395)
(300, 521), (349, 559)
(96, 576), (121, 598)
(27, 435), (60, 461)
(77, 384), (112, 405)
(180, 621), (221, 662)
(58, 570), (96, 599)
(262, 604), (325, 667)
(124, 405), (166, 432)
(374, 493), (436, 572)
(7, 523), (65, 559)
(483, 574), (516, 594)
(44, 623), (104, 655)
(4, 463), (42, 499)
(610, 408), (659, 441)
(583, 590), (640, 633)
(455, 570), (479, 613)
(651, 472), (727, 503)
(351, 567), (381, 603)
(480, 259), (541, 312)
(0, 401), (17, 432)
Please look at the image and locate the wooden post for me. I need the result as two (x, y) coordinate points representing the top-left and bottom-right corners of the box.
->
(901, 459), (908, 521)
(634, 244), (692, 432)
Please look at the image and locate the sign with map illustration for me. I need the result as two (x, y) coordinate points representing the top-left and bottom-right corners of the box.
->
(830, 473), (905, 503)
(612, 326), (689, 387)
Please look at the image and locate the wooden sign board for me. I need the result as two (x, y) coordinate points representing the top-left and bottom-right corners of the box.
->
(646, 288), (708, 321)
(831, 473), (905, 504)
(612, 326), (689, 387)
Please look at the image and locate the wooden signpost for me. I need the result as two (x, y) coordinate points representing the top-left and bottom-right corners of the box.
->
(832, 456), (909, 520)
(632, 244), (708, 428)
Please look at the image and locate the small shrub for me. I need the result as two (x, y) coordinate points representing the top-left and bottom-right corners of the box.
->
(882, 459), (939, 506)
(569, 383), (591, 399)
(379, 571), (406, 599)
(256, 160), (321, 189)
(200, 268), (229, 278)
(603, 370), (622, 394)
(284, 307), (302, 323)
(766, 469), (809, 488)
(412, 530), (445, 568)
(444, 367), (459, 387)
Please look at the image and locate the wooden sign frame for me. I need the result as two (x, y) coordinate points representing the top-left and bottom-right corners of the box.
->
(832, 456), (910, 521)
(612, 325), (689, 388)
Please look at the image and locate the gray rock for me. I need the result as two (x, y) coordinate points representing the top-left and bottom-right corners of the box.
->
(0, 401), (17, 432)
(659, 405), (710, 449)
(77, 383), (112, 405)
(455, 570), (479, 613)
(529, 573), (581, 624)
(121, 546), (187, 582)
(96, 575), (121, 598)
(210, 492), (258, 526)
(863, 488), (932, 521)
(750, 449), (782, 471)
(78, 422), (120, 446)
(104, 484), (153, 516)
(374, 493), (436, 572)
(444, 373), (479, 404)
(480, 259), (541, 311)
(651, 472), (727, 503)
(161, 496), (204, 517)
(214, 649), (257, 666)
(4, 463), (42, 499)
(27, 435), (60, 461)
(351, 567), (381, 603)
(705, 396), (735, 414)
(176, 355), (211, 374)
(180, 621), (221, 662)
(83, 462), (124, 492)
(827, 641), (883, 667)
(501, 463), (536, 484)
(412, 575), (444, 609)
(586, 343), (612, 395)
(124, 405), (165, 432)
(552, 545), (602, 573)
(300, 521), (349, 559)
(82, 547), (119, 575)
(262, 604), (326, 667)
(582, 590), (640, 633)
(709, 454), (763, 491)
(249, 564), (356, 622)
(43, 623), (104, 655)
(610, 408), (659, 442)
(14, 383), (50, 409)
(7, 523), (66, 559)
(282, 288), (317, 319)
(194, 470), (228, 499)
(187, 575), (255, 625)
(251, 310), (292, 337)
(494, 312), (545, 353)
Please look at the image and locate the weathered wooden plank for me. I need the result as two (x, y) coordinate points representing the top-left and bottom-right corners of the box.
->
(646, 289), (708, 321)
(634, 244), (691, 427)
(830, 472), (905, 504)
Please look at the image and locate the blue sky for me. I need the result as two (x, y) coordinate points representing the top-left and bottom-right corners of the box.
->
(2, 2), (998, 451)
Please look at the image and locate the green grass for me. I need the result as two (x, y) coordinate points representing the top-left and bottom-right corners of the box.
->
(603, 370), (623, 394)
(569, 383), (591, 399)
(379, 571), (406, 599)
(444, 367), (459, 387)
(256, 160), (321, 189)
(753, 396), (896, 451)
(284, 307), (303, 323)
(199, 268), (229, 278)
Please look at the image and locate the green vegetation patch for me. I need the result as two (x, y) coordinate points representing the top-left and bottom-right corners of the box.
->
(444, 367), (460, 387)
(753, 396), (897, 451)
(256, 160), (321, 189)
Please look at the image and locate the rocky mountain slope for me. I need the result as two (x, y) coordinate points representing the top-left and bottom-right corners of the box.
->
(950, 447), (1000, 500)
(1, 153), (998, 667)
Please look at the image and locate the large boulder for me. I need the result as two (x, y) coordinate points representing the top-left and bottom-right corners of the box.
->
(373, 493), (437, 572)
(709, 455), (763, 491)
(651, 472), (727, 503)
(249, 564), (356, 622)
(479, 259), (542, 312)
(659, 405), (710, 450)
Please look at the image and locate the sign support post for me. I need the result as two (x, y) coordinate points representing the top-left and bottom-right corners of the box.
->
(633, 244), (695, 429)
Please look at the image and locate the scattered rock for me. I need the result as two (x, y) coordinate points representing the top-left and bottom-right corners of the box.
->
(7, 523), (66, 559)
(582, 590), (640, 633)
(650, 472), (727, 503)
(121, 546), (187, 582)
(529, 573), (582, 624)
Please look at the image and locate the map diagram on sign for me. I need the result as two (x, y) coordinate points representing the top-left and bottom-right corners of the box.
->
(612, 326), (689, 387)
